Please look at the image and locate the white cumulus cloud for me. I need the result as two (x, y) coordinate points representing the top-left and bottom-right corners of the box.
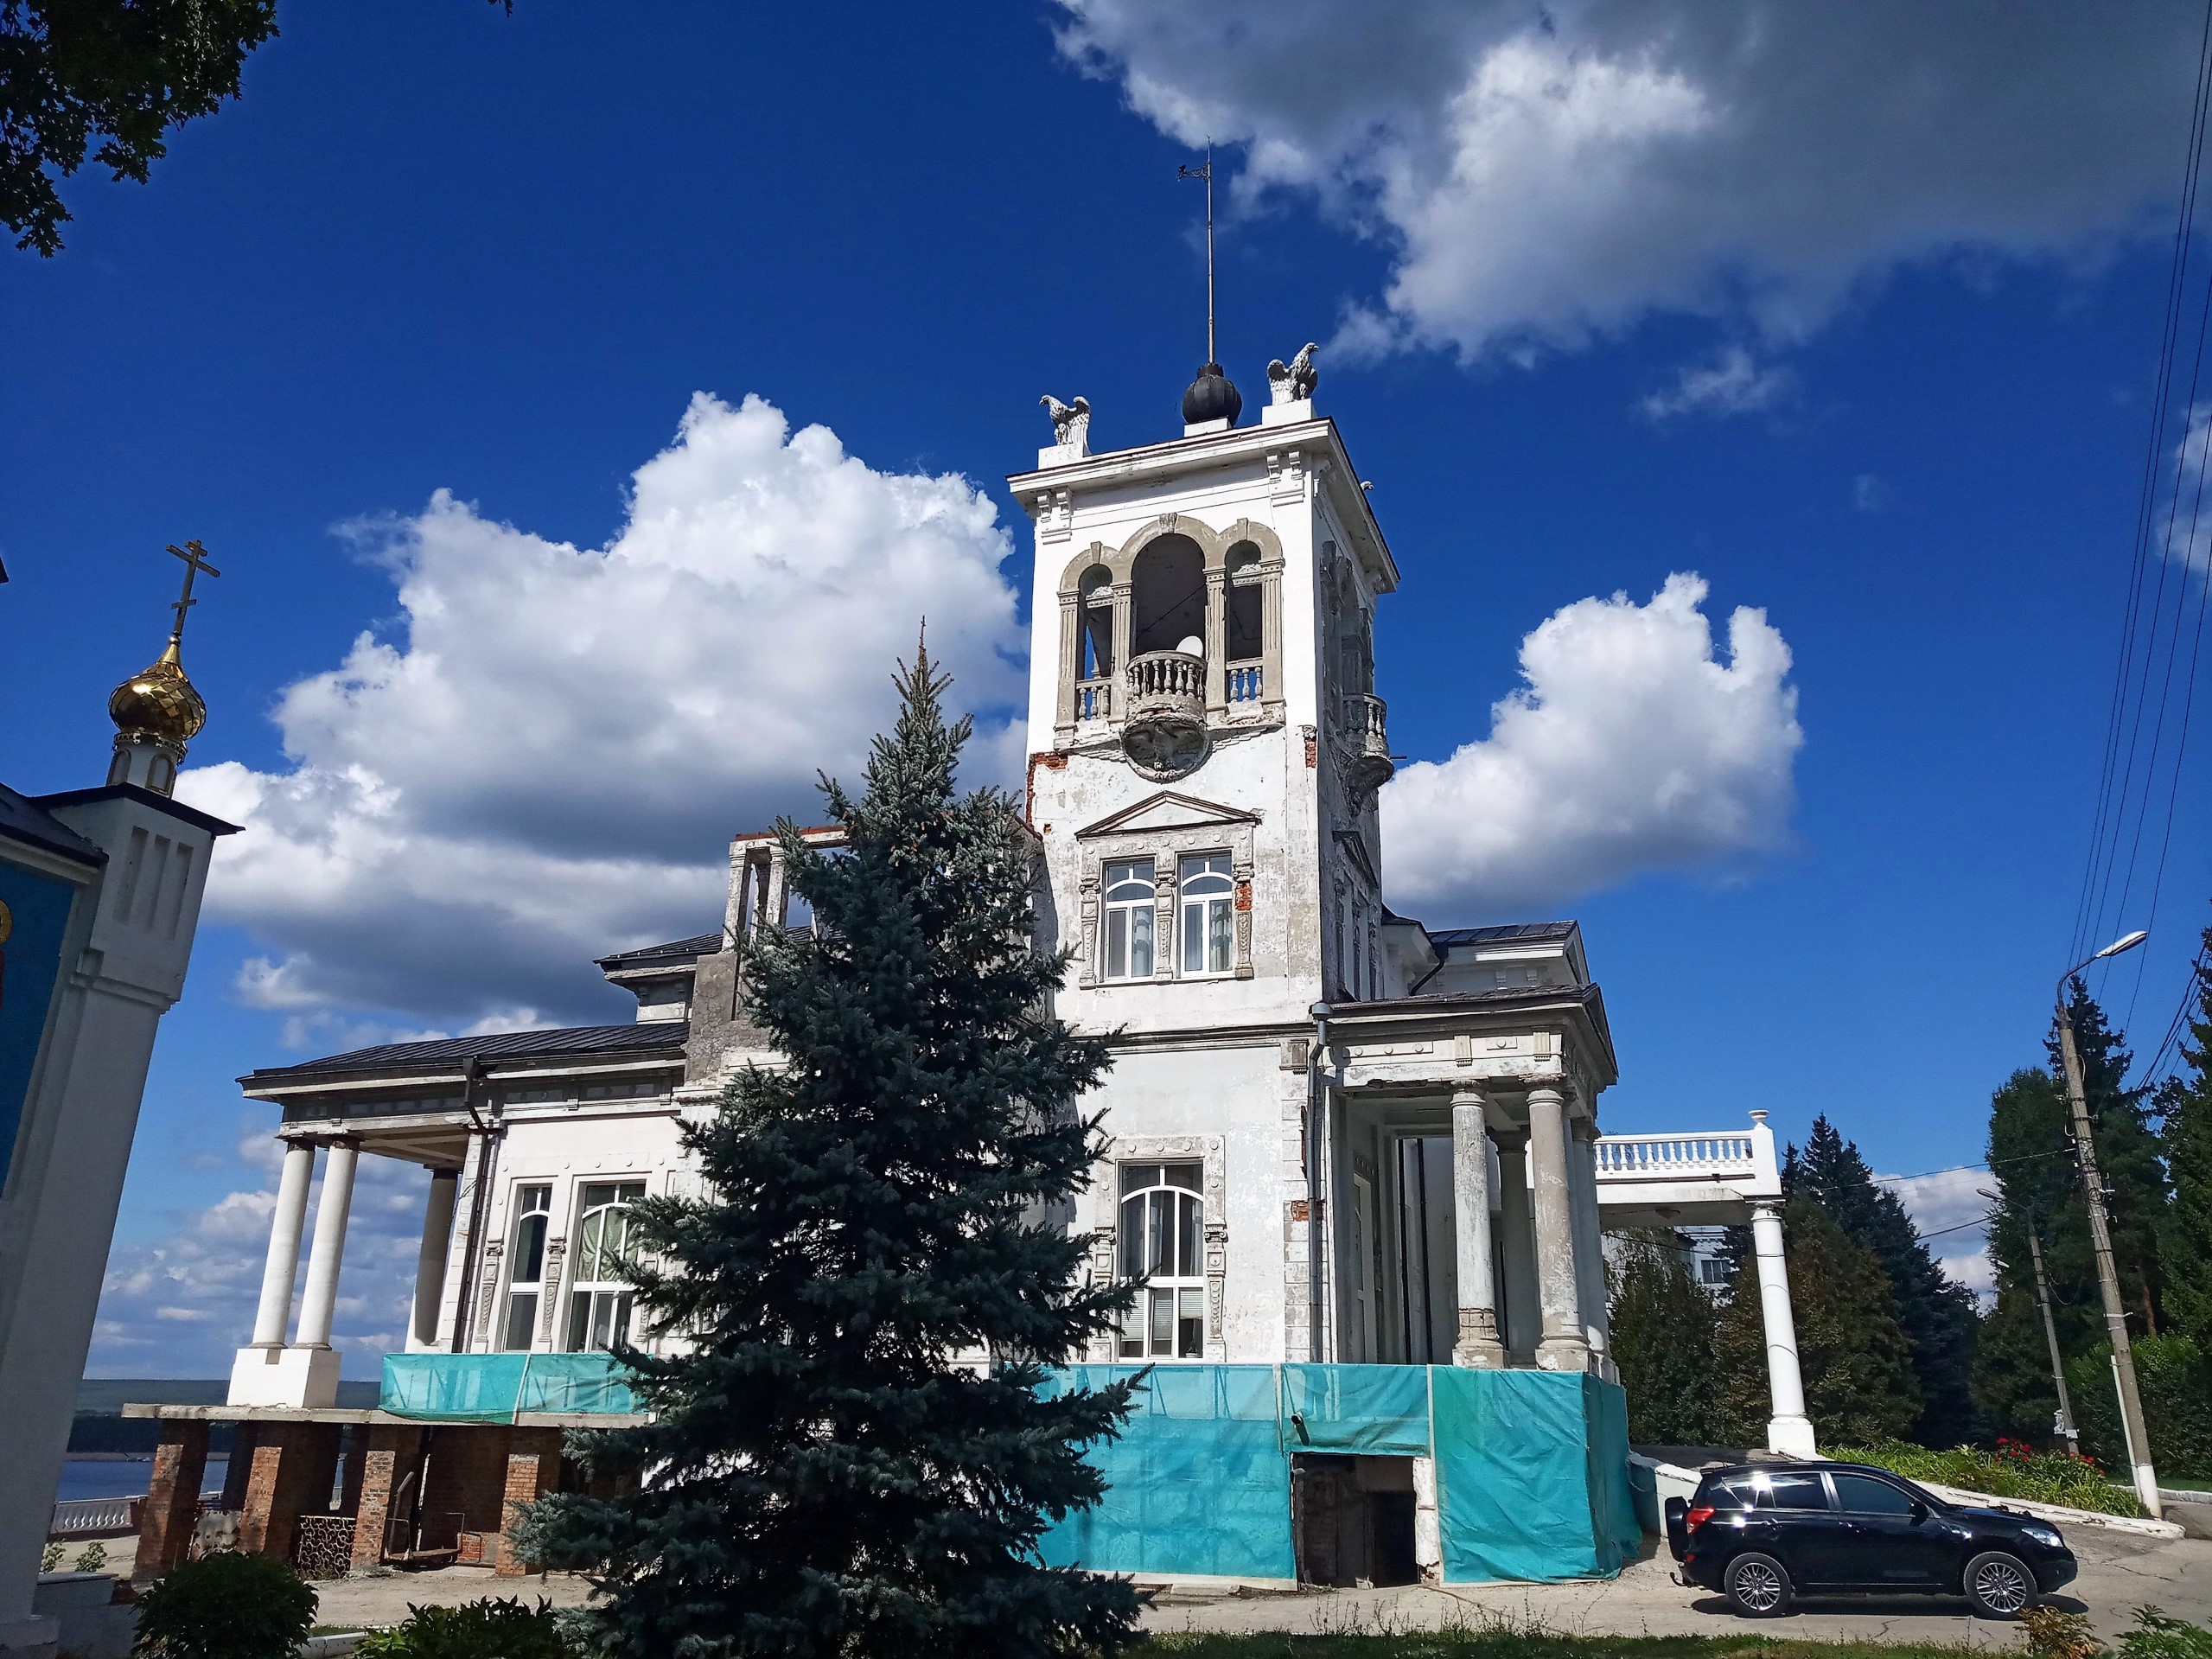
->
(1879, 1165), (1997, 1305)
(1380, 573), (1801, 915)
(92, 1130), (430, 1378)
(177, 392), (1026, 1025)
(1641, 348), (1791, 422)
(1055, 2), (2196, 364)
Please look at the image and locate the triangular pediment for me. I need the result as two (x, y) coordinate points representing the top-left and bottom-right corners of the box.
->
(1075, 789), (1262, 839)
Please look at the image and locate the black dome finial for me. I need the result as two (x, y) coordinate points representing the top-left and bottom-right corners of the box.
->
(1182, 363), (1242, 427)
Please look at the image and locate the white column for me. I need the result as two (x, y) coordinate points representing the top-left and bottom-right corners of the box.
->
(1450, 1089), (1504, 1366)
(1525, 1079), (1590, 1371)
(1751, 1199), (1815, 1456)
(294, 1139), (360, 1349)
(409, 1167), (462, 1350)
(1495, 1132), (1539, 1355)
(1571, 1120), (1611, 1372)
(248, 1141), (317, 1348)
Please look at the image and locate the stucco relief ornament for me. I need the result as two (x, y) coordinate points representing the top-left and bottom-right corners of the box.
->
(1266, 342), (1318, 405)
(1040, 393), (1091, 449)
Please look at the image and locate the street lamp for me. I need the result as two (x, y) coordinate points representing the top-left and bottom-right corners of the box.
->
(2053, 929), (2161, 1518)
(1981, 1187), (2077, 1455)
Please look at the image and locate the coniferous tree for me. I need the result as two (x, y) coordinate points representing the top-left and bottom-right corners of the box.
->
(1607, 1231), (1724, 1446)
(2157, 930), (2212, 1352)
(1973, 1069), (2098, 1443)
(2049, 979), (2170, 1333)
(1789, 1117), (1983, 1447)
(1712, 1196), (1920, 1446)
(516, 649), (1139, 1659)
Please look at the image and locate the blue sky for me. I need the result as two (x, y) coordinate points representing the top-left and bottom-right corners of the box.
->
(3, 1), (2208, 1375)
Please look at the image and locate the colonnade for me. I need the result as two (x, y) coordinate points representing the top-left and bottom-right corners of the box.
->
(1440, 1086), (1813, 1454)
(239, 1139), (461, 1392)
(1443, 1079), (1610, 1373)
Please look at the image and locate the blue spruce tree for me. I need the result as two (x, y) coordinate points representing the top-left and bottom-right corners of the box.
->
(517, 646), (1139, 1659)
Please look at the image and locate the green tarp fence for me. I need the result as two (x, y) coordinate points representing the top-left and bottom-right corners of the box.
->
(379, 1353), (640, 1422)
(1039, 1363), (1637, 1586)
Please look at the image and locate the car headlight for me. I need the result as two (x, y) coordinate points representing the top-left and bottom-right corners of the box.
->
(2021, 1525), (2062, 1548)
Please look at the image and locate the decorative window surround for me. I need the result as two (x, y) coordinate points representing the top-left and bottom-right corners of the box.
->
(1075, 793), (1261, 987)
(1087, 1134), (1228, 1362)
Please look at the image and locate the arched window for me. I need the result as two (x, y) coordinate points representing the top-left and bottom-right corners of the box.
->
(1078, 565), (1113, 680)
(564, 1180), (645, 1352)
(1178, 852), (1233, 975)
(1129, 534), (1205, 658)
(1101, 858), (1156, 980)
(1117, 1162), (1205, 1358)
(1224, 543), (1264, 704)
(500, 1184), (551, 1350)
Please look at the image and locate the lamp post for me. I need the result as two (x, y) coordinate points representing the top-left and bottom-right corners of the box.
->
(2053, 929), (2161, 1518)
(1984, 1188), (2077, 1457)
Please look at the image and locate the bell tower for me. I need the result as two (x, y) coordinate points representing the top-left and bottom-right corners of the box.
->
(1015, 359), (1399, 1031)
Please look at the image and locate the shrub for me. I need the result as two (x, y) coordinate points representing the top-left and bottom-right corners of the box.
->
(1828, 1439), (2144, 1516)
(132, 1552), (316, 1659)
(73, 1541), (106, 1573)
(40, 1543), (61, 1573)
(353, 1598), (571, 1659)
(2118, 1608), (2212, 1659)
(2021, 1605), (2104, 1659)
(2068, 1337), (2212, 1480)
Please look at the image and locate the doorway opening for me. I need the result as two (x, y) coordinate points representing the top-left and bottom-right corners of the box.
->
(1291, 1453), (1420, 1588)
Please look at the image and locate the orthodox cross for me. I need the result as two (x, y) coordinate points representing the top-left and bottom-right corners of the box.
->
(1178, 143), (1216, 365)
(163, 539), (220, 644)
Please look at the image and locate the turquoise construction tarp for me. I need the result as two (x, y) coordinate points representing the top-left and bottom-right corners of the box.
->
(1038, 1365), (1294, 1581)
(1431, 1368), (1639, 1583)
(379, 1353), (639, 1422)
(1038, 1363), (1636, 1586)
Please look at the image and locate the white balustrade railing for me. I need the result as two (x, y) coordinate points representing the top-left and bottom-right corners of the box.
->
(1342, 692), (1388, 750)
(49, 1495), (141, 1538)
(1125, 650), (1203, 705)
(1227, 660), (1264, 703)
(1076, 677), (1111, 721)
(1594, 1133), (1758, 1180)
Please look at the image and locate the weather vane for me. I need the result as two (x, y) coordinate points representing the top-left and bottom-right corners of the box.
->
(1178, 142), (1216, 367)
(163, 539), (220, 645)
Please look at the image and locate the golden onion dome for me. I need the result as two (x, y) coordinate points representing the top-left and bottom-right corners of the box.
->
(109, 638), (207, 745)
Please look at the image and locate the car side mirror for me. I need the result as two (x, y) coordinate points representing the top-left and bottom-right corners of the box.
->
(1909, 1501), (1928, 1523)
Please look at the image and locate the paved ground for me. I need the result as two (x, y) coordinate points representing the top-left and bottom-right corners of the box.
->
(1139, 1525), (2212, 1648)
(92, 1507), (2212, 1643)
(307, 1564), (596, 1631)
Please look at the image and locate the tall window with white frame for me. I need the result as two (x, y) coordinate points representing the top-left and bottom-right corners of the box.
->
(564, 1179), (645, 1352)
(500, 1184), (551, 1351)
(1101, 857), (1156, 980)
(1117, 1162), (1205, 1359)
(1178, 852), (1233, 975)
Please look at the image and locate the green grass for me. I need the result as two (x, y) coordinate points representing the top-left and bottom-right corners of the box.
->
(1826, 1441), (2145, 1517)
(1145, 1630), (1979, 1659)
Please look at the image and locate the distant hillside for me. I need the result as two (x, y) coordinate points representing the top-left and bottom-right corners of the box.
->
(70, 1378), (381, 1453)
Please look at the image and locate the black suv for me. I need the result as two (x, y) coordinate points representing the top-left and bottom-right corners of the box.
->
(1664, 1462), (2077, 1619)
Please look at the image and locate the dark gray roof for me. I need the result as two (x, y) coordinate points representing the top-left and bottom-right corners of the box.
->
(244, 1022), (687, 1086)
(34, 783), (240, 838)
(1425, 921), (1578, 948)
(594, 932), (720, 972)
(0, 782), (105, 867)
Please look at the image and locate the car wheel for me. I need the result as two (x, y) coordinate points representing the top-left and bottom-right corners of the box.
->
(1725, 1552), (1793, 1618)
(1965, 1551), (2037, 1619)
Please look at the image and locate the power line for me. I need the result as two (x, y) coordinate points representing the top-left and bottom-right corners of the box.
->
(2075, 0), (2212, 961)
(2071, 0), (2212, 996)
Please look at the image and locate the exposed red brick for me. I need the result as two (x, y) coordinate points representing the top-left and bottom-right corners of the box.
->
(131, 1419), (208, 1581)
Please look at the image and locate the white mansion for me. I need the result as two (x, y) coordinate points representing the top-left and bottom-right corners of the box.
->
(131, 362), (1814, 1586)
